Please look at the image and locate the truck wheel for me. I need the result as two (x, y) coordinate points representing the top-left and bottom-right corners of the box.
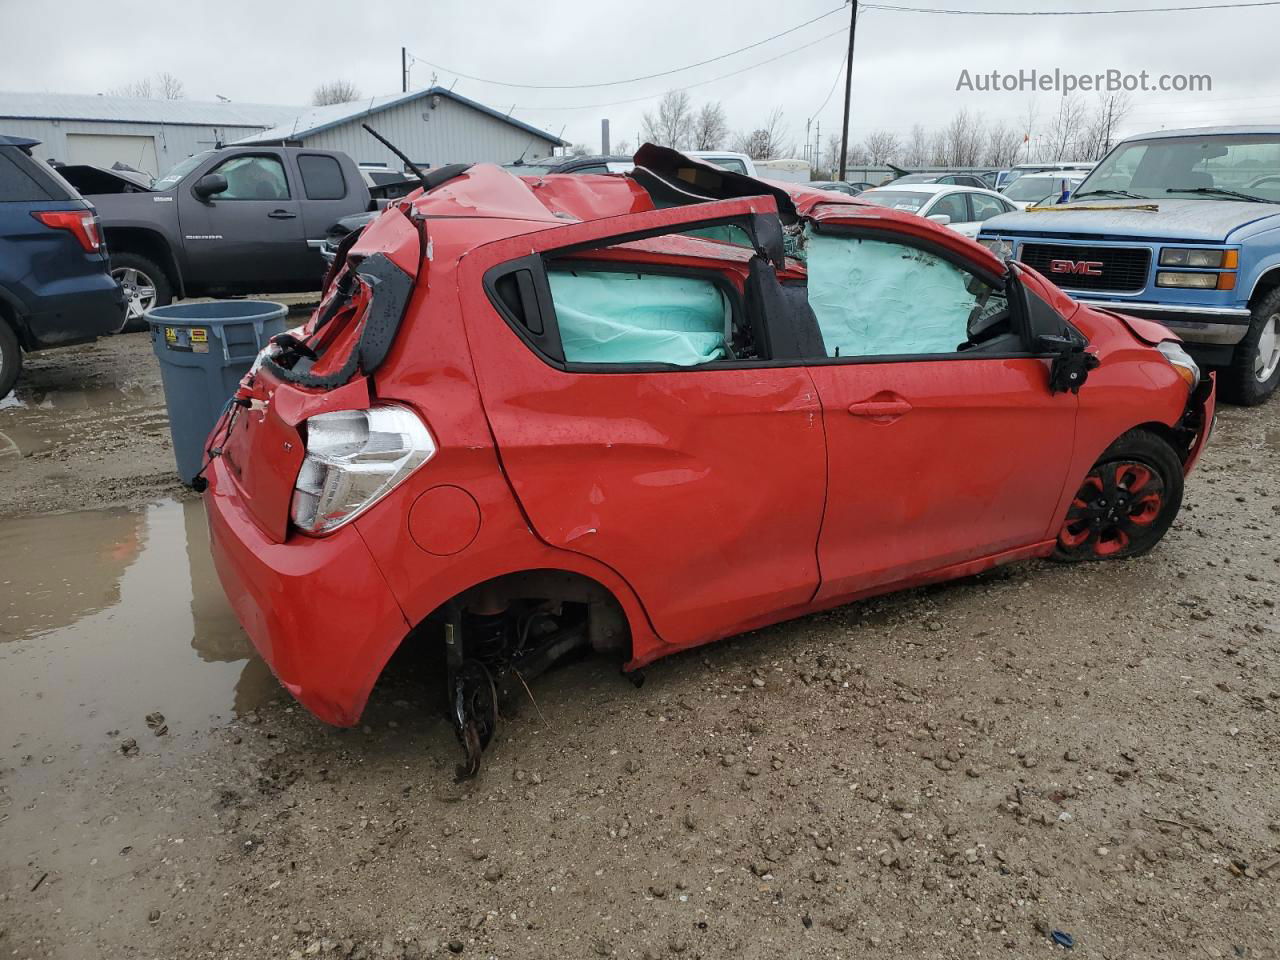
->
(0, 319), (20, 399)
(1053, 430), (1184, 562)
(1222, 287), (1280, 406)
(109, 252), (172, 333)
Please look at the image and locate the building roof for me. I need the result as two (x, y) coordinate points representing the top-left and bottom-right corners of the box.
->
(236, 87), (567, 147)
(0, 91), (302, 128)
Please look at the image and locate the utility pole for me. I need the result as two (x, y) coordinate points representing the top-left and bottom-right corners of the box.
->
(401, 47), (408, 93)
(837, 0), (858, 181)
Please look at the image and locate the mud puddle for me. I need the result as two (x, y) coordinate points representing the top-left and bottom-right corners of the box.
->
(0, 498), (274, 781)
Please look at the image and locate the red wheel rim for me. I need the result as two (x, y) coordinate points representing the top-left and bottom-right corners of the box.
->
(1058, 459), (1166, 559)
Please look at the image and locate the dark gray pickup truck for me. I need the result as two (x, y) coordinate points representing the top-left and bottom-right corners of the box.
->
(60, 147), (393, 329)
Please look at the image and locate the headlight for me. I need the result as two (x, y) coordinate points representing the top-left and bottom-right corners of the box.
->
(1156, 340), (1200, 392)
(1159, 247), (1235, 268)
(1156, 271), (1220, 289)
(290, 404), (435, 535)
(978, 236), (1015, 260)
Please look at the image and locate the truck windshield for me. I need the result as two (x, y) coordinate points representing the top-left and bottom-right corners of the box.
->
(153, 152), (212, 190)
(1079, 134), (1280, 202)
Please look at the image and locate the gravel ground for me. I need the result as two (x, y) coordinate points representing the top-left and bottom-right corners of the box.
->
(1, 333), (1278, 960)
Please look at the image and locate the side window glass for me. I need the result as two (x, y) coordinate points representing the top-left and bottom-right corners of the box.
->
(0, 152), (50, 202)
(298, 154), (346, 200)
(211, 155), (290, 200)
(970, 193), (1008, 221)
(803, 229), (1011, 357)
(929, 193), (969, 223)
(547, 268), (731, 366)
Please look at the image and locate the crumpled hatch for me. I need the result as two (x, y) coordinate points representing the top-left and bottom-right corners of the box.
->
(216, 205), (422, 541)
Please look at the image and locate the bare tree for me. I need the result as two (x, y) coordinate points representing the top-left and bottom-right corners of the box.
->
(569, 143), (590, 156)
(641, 90), (694, 149)
(156, 72), (185, 100)
(862, 129), (901, 166)
(901, 124), (930, 167)
(110, 77), (153, 99)
(1016, 99), (1039, 163)
(690, 101), (729, 151)
(1077, 93), (1132, 160)
(312, 80), (362, 107)
(1044, 95), (1088, 160)
(110, 73), (186, 99)
(821, 133), (845, 177)
(614, 138), (631, 155)
(984, 121), (1023, 167)
(939, 109), (985, 166)
(730, 107), (792, 160)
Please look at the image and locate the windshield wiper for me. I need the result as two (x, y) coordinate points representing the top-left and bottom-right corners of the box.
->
(1072, 188), (1147, 201)
(1166, 186), (1279, 204)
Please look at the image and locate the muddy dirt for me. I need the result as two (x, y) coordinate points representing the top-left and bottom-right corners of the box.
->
(2, 334), (1278, 960)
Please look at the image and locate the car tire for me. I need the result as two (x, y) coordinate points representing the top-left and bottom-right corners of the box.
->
(109, 252), (172, 334)
(1053, 429), (1184, 562)
(0, 319), (20, 399)
(1221, 286), (1280, 406)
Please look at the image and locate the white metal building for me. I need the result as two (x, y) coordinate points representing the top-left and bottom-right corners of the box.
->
(0, 92), (301, 176)
(236, 87), (566, 171)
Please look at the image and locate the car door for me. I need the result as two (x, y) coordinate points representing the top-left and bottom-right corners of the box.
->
(176, 151), (308, 289)
(295, 153), (359, 279)
(458, 198), (828, 650)
(968, 192), (1015, 235)
(797, 215), (1078, 603)
(925, 191), (973, 234)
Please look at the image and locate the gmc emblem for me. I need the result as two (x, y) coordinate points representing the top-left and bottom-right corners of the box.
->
(1049, 258), (1104, 276)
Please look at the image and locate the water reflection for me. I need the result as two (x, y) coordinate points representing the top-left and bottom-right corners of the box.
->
(0, 499), (274, 751)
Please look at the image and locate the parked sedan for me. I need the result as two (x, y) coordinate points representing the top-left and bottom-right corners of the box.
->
(857, 183), (1017, 237)
(204, 145), (1213, 777)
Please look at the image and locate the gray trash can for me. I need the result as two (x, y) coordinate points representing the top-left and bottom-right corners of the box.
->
(147, 300), (289, 485)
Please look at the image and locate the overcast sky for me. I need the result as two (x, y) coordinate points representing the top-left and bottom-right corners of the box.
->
(2, 0), (1277, 157)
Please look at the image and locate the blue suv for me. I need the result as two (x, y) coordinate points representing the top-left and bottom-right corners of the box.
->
(979, 126), (1280, 405)
(0, 135), (123, 396)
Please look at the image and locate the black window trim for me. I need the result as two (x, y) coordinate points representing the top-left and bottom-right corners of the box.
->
(482, 210), (796, 374)
(482, 215), (1088, 375)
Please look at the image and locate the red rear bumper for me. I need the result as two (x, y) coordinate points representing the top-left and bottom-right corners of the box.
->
(204, 457), (411, 726)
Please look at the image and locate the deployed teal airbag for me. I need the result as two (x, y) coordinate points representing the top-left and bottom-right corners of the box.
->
(805, 229), (975, 357)
(548, 269), (729, 365)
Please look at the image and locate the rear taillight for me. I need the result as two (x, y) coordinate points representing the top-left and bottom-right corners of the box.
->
(32, 210), (102, 252)
(290, 404), (435, 535)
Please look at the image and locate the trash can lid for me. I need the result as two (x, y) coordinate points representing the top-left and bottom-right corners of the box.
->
(146, 300), (288, 327)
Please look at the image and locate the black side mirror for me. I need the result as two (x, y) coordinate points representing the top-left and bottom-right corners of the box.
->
(193, 173), (228, 200)
(1038, 333), (1100, 394)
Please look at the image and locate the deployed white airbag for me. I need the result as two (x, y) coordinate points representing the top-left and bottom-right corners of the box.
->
(549, 269), (729, 365)
(805, 229), (975, 357)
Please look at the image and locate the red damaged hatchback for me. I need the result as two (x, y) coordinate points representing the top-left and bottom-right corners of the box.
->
(204, 145), (1214, 774)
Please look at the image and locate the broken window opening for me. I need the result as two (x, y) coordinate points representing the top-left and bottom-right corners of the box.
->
(547, 267), (734, 366)
(802, 226), (1014, 358)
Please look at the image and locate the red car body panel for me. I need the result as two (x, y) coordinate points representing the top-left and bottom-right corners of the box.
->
(203, 160), (1215, 726)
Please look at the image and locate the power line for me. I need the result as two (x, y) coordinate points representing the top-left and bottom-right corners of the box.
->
(408, 4), (846, 91)
(504, 27), (848, 113)
(862, 0), (1280, 14)
(811, 49), (849, 120)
